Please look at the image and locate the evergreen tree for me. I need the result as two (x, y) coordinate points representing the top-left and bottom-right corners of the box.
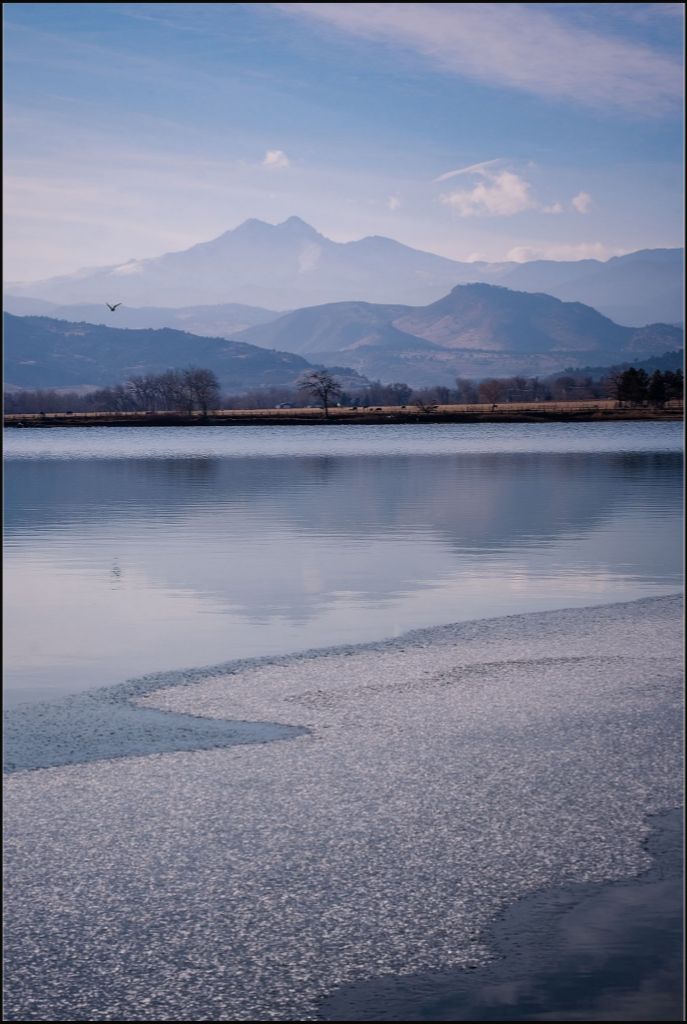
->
(647, 370), (666, 408)
(619, 368), (649, 405)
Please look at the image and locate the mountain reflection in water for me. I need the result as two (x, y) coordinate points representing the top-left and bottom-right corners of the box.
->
(4, 426), (682, 706)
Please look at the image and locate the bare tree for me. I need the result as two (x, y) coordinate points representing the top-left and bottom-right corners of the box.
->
(477, 378), (506, 405)
(509, 376), (530, 402)
(455, 378), (479, 404)
(154, 370), (186, 411)
(100, 384), (137, 412)
(530, 377), (547, 401)
(355, 381), (414, 407)
(183, 367), (221, 417)
(550, 375), (579, 401)
(297, 371), (342, 418)
(425, 385), (452, 405)
(603, 371), (626, 406)
(126, 374), (160, 412)
(222, 385), (301, 409)
(413, 397), (438, 414)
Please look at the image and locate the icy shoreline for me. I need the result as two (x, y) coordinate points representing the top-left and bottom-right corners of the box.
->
(4, 595), (683, 1021)
(318, 806), (684, 1021)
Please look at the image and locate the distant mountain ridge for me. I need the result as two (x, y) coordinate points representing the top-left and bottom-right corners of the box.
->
(5, 278), (682, 391)
(5, 216), (467, 310)
(2, 314), (368, 392)
(235, 283), (683, 387)
(5, 217), (683, 326)
(558, 350), (684, 380)
(1, 297), (281, 338)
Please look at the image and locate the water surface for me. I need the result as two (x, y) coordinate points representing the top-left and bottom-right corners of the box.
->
(4, 422), (682, 706)
(319, 807), (684, 1022)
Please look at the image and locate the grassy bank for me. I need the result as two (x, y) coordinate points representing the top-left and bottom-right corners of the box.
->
(4, 399), (683, 428)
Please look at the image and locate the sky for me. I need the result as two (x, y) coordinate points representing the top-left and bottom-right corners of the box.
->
(3, 2), (684, 281)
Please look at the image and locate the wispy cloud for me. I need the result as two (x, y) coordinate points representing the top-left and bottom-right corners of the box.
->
(298, 242), (322, 273)
(434, 159), (503, 184)
(571, 191), (593, 214)
(276, 3), (683, 115)
(506, 242), (621, 263)
(262, 149), (291, 169)
(387, 193), (401, 211)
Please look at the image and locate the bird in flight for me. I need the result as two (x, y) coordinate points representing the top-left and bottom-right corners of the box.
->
(106, 302), (122, 311)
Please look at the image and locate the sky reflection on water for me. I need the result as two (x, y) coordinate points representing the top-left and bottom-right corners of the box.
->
(4, 424), (683, 706)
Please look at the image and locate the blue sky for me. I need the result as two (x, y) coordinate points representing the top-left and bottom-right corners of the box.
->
(4, 2), (684, 281)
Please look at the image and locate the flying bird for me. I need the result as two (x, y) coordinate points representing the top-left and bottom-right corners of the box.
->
(106, 302), (122, 312)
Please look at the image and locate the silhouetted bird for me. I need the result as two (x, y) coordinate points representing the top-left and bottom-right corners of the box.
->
(106, 302), (122, 311)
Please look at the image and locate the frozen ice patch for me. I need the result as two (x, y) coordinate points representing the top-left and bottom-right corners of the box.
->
(3, 596), (683, 1021)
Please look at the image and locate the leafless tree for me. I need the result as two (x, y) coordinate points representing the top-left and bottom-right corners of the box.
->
(126, 375), (160, 412)
(221, 385), (301, 409)
(550, 375), (580, 401)
(297, 370), (342, 418)
(102, 384), (137, 412)
(455, 378), (479, 404)
(477, 378), (506, 405)
(603, 372), (625, 405)
(530, 377), (546, 401)
(426, 385), (452, 405)
(152, 370), (182, 411)
(413, 397), (438, 414)
(182, 367), (221, 416)
(355, 381), (414, 406)
(509, 376), (530, 402)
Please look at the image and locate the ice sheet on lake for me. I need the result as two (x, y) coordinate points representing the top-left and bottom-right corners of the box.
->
(3, 596), (683, 1021)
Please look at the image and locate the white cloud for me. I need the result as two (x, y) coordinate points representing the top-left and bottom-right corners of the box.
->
(276, 3), (682, 116)
(571, 191), (593, 213)
(437, 160), (567, 218)
(262, 149), (290, 170)
(298, 242), (322, 273)
(506, 242), (620, 263)
(439, 167), (535, 218)
(387, 194), (401, 211)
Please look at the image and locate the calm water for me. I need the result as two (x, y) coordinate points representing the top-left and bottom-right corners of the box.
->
(4, 422), (683, 707)
(320, 808), (685, 1022)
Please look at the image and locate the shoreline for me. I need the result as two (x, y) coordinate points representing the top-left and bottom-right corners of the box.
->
(4, 593), (681, 775)
(318, 806), (684, 1022)
(4, 403), (683, 429)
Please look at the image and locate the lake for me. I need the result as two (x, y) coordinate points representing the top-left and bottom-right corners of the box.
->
(3, 421), (682, 707)
(3, 420), (683, 1023)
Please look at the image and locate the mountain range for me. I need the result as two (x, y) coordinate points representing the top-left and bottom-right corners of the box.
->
(1, 297), (280, 338)
(233, 284), (683, 386)
(5, 217), (683, 327)
(5, 280), (682, 391)
(559, 350), (684, 380)
(3, 314), (368, 392)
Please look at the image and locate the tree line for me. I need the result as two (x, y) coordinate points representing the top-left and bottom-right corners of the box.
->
(4, 367), (221, 416)
(4, 365), (683, 415)
(606, 367), (683, 407)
